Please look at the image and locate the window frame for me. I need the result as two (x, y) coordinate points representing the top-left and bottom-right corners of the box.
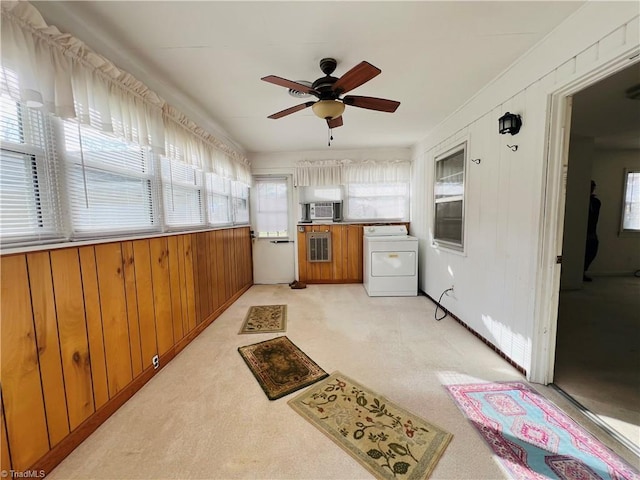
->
(619, 168), (640, 235)
(0, 93), (65, 246)
(433, 141), (467, 252)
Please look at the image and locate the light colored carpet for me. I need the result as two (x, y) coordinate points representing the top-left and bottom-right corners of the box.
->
(48, 284), (638, 479)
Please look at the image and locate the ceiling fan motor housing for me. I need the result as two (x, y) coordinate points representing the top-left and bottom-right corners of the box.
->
(319, 58), (337, 76)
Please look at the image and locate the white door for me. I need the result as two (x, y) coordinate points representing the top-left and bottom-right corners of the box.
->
(250, 175), (296, 284)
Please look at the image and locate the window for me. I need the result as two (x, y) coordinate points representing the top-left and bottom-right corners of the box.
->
(205, 172), (231, 225)
(231, 180), (249, 224)
(62, 121), (158, 236)
(346, 183), (409, 221)
(0, 75), (64, 245)
(253, 177), (288, 238)
(434, 142), (466, 250)
(161, 157), (203, 228)
(0, 64), (251, 249)
(621, 170), (640, 232)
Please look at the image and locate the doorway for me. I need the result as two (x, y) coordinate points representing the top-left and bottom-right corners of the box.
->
(554, 63), (640, 453)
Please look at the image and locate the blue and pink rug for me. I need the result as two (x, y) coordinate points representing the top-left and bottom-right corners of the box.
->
(446, 381), (639, 480)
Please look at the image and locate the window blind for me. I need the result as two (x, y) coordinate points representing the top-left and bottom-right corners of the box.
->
(63, 120), (158, 236)
(205, 172), (230, 225)
(0, 68), (64, 245)
(161, 157), (203, 228)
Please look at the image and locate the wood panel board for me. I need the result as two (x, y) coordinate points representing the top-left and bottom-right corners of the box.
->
(121, 242), (143, 378)
(131, 240), (158, 370)
(26, 251), (70, 446)
(94, 244), (133, 398)
(167, 236), (184, 343)
(149, 238), (174, 355)
(78, 247), (109, 409)
(0, 254), (50, 470)
(50, 249), (95, 431)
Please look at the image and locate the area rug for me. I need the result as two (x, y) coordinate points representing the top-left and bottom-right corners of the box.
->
(238, 336), (327, 400)
(446, 381), (639, 480)
(238, 304), (287, 334)
(289, 372), (453, 480)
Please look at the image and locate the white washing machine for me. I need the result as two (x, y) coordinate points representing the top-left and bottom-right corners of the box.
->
(363, 225), (419, 297)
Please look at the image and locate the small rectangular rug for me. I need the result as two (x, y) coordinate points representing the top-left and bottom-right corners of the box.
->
(446, 381), (639, 480)
(238, 336), (327, 400)
(289, 372), (453, 480)
(238, 304), (287, 334)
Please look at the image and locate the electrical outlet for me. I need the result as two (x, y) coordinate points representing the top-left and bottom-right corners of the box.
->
(152, 355), (159, 369)
(447, 285), (455, 297)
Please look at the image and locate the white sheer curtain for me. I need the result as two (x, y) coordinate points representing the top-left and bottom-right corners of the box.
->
(1, 1), (165, 153)
(163, 105), (251, 183)
(343, 159), (411, 184)
(294, 159), (410, 186)
(1, 0), (249, 175)
(294, 159), (343, 186)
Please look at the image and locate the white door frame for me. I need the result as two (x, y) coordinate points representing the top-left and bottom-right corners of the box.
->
(530, 51), (640, 384)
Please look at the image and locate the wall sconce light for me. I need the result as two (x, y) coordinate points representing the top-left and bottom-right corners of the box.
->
(498, 112), (522, 135)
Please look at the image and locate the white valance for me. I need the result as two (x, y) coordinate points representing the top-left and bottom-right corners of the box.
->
(0, 1), (249, 179)
(342, 159), (411, 184)
(294, 159), (343, 187)
(294, 159), (410, 186)
(0, 1), (165, 153)
(163, 105), (250, 183)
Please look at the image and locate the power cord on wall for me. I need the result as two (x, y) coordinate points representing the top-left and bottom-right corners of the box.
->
(435, 287), (454, 321)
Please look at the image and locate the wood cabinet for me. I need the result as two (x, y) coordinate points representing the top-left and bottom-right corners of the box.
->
(297, 223), (409, 284)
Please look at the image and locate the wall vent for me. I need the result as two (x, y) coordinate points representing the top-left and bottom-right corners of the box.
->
(307, 231), (331, 262)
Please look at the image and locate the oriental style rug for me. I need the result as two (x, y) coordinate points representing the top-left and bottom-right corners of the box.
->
(289, 372), (453, 480)
(238, 336), (327, 400)
(446, 382), (639, 480)
(238, 304), (287, 334)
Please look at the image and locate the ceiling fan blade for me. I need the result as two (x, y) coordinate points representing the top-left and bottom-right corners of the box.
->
(332, 61), (381, 95)
(343, 95), (400, 113)
(327, 116), (343, 129)
(261, 76), (319, 96)
(267, 101), (315, 119)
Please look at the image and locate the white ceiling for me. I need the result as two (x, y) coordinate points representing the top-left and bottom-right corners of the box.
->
(32, 1), (585, 154)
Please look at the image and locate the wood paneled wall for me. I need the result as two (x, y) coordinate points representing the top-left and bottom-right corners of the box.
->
(297, 223), (409, 283)
(0, 227), (252, 475)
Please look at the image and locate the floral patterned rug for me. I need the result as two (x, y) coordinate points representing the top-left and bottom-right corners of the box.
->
(238, 304), (287, 334)
(238, 336), (328, 400)
(289, 372), (453, 480)
(446, 382), (639, 480)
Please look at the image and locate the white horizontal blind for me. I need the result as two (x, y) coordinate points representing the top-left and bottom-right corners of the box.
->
(161, 157), (203, 228)
(254, 177), (288, 238)
(63, 120), (158, 236)
(205, 172), (230, 225)
(231, 180), (249, 224)
(346, 183), (409, 220)
(0, 66), (64, 245)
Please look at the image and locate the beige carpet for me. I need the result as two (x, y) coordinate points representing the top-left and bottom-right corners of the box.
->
(47, 284), (639, 479)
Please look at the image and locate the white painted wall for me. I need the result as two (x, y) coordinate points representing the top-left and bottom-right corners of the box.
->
(410, 2), (639, 374)
(591, 149), (640, 275)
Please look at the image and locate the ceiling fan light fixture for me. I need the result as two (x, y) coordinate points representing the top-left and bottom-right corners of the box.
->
(312, 100), (345, 120)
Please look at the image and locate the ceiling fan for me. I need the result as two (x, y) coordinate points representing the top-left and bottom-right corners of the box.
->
(261, 58), (400, 130)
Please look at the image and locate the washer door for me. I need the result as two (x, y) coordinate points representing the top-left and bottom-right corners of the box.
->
(371, 251), (416, 276)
